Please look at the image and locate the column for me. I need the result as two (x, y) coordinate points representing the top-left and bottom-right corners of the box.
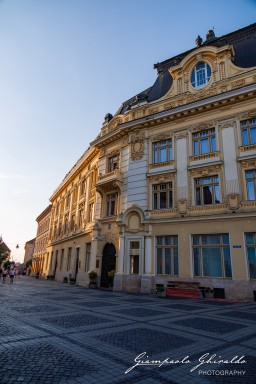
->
(144, 235), (152, 274)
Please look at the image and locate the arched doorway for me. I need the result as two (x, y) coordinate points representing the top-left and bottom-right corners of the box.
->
(100, 243), (116, 288)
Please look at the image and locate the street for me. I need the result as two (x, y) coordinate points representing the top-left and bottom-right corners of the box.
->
(0, 277), (255, 384)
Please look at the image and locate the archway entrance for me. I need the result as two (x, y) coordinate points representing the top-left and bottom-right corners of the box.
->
(100, 243), (116, 288)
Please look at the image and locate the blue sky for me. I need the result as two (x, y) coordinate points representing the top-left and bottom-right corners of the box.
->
(0, 0), (255, 262)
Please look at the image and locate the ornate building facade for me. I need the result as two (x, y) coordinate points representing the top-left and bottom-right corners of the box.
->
(32, 205), (52, 275)
(45, 23), (256, 300)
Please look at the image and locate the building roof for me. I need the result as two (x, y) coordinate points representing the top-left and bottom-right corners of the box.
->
(36, 205), (52, 222)
(116, 22), (256, 115)
(1, 242), (11, 253)
(25, 238), (36, 245)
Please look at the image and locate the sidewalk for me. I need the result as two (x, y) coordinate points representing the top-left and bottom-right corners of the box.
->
(0, 276), (255, 384)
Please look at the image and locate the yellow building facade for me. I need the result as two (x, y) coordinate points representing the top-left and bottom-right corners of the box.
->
(32, 205), (52, 275)
(45, 24), (256, 300)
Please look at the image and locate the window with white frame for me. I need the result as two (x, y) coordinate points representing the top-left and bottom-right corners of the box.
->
(153, 139), (172, 164)
(106, 193), (118, 216)
(192, 129), (216, 155)
(195, 175), (220, 205)
(192, 234), (232, 278)
(241, 119), (256, 146)
(191, 62), (211, 88)
(156, 236), (178, 275)
(245, 233), (256, 279)
(245, 169), (256, 200)
(153, 183), (173, 210)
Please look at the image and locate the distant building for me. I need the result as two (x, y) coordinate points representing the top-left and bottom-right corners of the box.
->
(23, 239), (35, 265)
(32, 205), (52, 275)
(44, 23), (256, 300)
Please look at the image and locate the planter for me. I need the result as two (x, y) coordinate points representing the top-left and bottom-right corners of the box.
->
(69, 279), (76, 285)
(89, 281), (97, 289)
(156, 284), (165, 297)
(63, 277), (68, 283)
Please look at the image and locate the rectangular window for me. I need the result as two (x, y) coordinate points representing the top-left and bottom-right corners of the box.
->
(89, 203), (94, 222)
(192, 129), (216, 155)
(245, 233), (256, 279)
(85, 243), (91, 272)
(153, 139), (172, 164)
(78, 209), (84, 227)
(195, 176), (220, 205)
(192, 234), (232, 278)
(64, 217), (68, 233)
(55, 250), (59, 270)
(156, 236), (178, 275)
(60, 249), (64, 271)
(241, 119), (256, 146)
(81, 179), (86, 196)
(106, 193), (118, 216)
(153, 183), (173, 209)
(108, 155), (119, 172)
(71, 214), (75, 230)
(50, 251), (53, 269)
(67, 247), (72, 271)
(245, 169), (256, 200)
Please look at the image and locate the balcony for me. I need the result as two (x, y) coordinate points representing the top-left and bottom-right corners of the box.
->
(96, 169), (123, 193)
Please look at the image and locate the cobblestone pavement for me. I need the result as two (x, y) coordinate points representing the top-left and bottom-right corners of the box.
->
(0, 277), (255, 384)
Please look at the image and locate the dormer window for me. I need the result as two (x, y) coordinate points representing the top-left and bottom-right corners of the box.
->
(191, 62), (211, 88)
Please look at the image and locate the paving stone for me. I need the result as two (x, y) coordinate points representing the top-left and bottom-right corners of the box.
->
(42, 313), (113, 328)
(114, 307), (169, 318)
(95, 327), (194, 353)
(173, 317), (247, 334)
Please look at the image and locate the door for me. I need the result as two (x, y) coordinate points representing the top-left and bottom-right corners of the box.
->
(100, 243), (116, 287)
(74, 248), (80, 281)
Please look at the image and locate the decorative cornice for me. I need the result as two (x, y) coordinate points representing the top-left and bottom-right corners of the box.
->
(218, 119), (237, 129)
(148, 172), (175, 183)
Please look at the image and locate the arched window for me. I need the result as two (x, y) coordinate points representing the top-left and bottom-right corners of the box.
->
(191, 62), (211, 88)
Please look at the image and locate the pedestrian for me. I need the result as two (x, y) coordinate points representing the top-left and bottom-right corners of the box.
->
(9, 268), (15, 283)
(2, 269), (7, 283)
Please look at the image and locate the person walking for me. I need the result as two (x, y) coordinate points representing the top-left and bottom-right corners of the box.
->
(2, 269), (7, 283)
(9, 268), (15, 283)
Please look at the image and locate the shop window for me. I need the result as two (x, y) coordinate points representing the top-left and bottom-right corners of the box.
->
(192, 234), (232, 278)
(245, 233), (256, 279)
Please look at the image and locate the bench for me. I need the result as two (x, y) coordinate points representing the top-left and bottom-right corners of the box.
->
(166, 281), (201, 299)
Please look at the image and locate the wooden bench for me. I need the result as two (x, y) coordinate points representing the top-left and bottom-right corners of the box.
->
(166, 281), (201, 299)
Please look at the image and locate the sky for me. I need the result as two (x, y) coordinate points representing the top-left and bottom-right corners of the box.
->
(0, 0), (255, 263)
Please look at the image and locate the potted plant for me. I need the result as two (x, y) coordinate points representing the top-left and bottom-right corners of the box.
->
(63, 276), (68, 283)
(107, 270), (116, 287)
(156, 284), (165, 297)
(88, 270), (98, 288)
